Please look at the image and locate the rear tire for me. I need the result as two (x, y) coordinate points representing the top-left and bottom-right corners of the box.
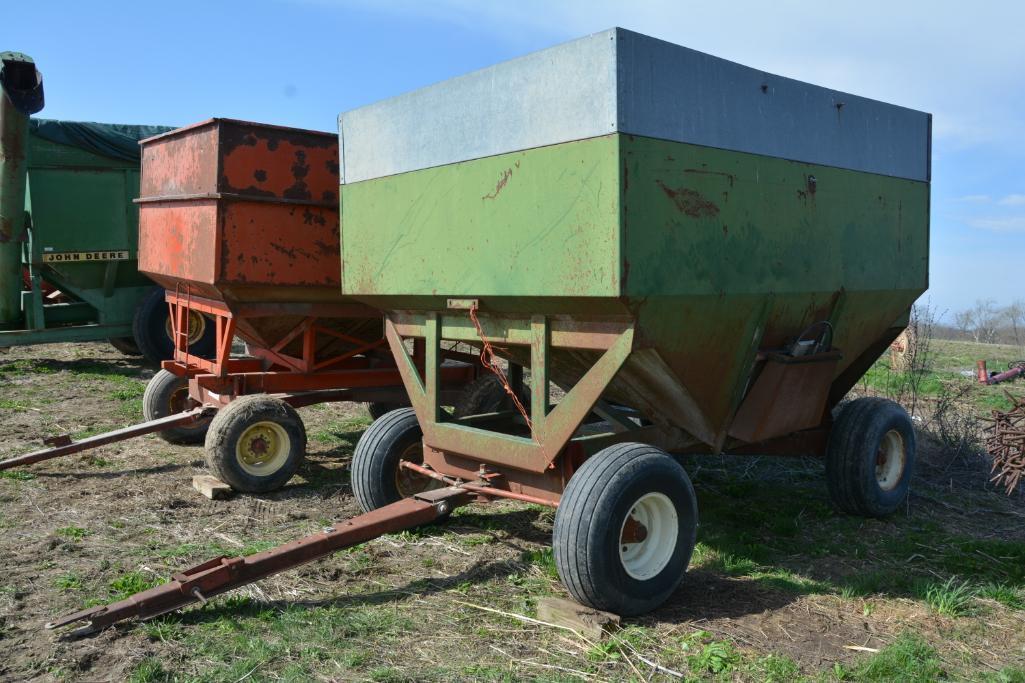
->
(132, 287), (216, 365)
(204, 395), (306, 493)
(826, 397), (915, 517)
(351, 408), (437, 513)
(143, 369), (210, 444)
(109, 337), (142, 356)
(454, 374), (529, 418)
(553, 443), (698, 616)
(363, 401), (409, 420)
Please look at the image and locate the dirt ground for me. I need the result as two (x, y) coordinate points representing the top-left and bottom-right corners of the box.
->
(1, 342), (1024, 682)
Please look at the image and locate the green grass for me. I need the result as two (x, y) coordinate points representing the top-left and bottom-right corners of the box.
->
(918, 577), (976, 616)
(109, 571), (163, 600)
(55, 525), (90, 541)
(978, 583), (1025, 610)
(53, 573), (83, 591)
(836, 632), (945, 681)
(131, 600), (414, 682)
(0, 470), (35, 481)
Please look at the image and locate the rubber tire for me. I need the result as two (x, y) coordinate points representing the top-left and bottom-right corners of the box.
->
(363, 401), (409, 420)
(553, 443), (698, 617)
(826, 397), (915, 517)
(142, 369), (211, 444)
(132, 286), (216, 365)
(454, 374), (529, 418)
(204, 395), (307, 493)
(109, 337), (142, 356)
(351, 408), (424, 513)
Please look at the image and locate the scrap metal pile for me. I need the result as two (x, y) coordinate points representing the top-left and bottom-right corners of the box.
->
(983, 393), (1025, 494)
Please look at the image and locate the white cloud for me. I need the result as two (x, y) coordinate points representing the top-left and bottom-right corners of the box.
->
(319, 0), (1025, 152)
(953, 195), (991, 204)
(999, 194), (1025, 206)
(967, 216), (1025, 232)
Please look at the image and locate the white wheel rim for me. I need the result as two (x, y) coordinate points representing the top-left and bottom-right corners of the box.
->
(875, 429), (906, 491)
(235, 420), (291, 476)
(618, 492), (678, 581)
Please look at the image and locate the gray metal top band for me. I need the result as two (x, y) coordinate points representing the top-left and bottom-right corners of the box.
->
(339, 28), (931, 183)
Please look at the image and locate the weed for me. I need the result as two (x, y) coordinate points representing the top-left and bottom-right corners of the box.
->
(53, 573), (83, 591)
(750, 653), (802, 682)
(55, 525), (89, 541)
(918, 576), (975, 616)
(128, 658), (172, 683)
(109, 571), (162, 600)
(0, 471), (34, 481)
(687, 638), (740, 674)
(978, 583), (1025, 610)
(840, 632), (945, 682)
(521, 547), (558, 579)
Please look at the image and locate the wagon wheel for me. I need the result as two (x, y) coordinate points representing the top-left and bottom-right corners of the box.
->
(553, 443), (698, 616)
(108, 337), (142, 357)
(142, 369), (212, 444)
(826, 397), (915, 517)
(132, 286), (217, 364)
(351, 407), (440, 513)
(204, 395), (306, 493)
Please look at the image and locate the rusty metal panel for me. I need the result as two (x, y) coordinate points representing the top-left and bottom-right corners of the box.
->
(728, 351), (842, 443)
(138, 119), (340, 300)
(339, 28), (930, 183)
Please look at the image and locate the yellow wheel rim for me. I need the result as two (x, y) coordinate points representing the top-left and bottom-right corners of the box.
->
(235, 421), (291, 476)
(165, 310), (207, 346)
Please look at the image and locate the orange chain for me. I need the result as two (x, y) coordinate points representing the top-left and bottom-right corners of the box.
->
(468, 303), (534, 433)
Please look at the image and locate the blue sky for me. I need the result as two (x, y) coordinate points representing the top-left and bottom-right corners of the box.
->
(5, 0), (1022, 318)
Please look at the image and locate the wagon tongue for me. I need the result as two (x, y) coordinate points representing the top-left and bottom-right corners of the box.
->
(47, 488), (470, 635)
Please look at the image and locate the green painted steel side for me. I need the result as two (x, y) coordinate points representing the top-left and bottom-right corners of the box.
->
(0, 128), (152, 342)
(340, 133), (929, 448)
(341, 135), (621, 298)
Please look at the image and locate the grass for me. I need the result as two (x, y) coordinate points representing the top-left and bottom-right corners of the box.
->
(860, 338), (1024, 415)
(0, 470), (35, 481)
(55, 525), (90, 541)
(835, 632), (945, 681)
(919, 577), (976, 616)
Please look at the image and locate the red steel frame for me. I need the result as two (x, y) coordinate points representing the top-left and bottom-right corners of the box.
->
(163, 291), (477, 407)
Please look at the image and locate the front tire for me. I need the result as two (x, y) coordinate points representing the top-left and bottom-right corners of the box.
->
(142, 369), (211, 444)
(351, 408), (437, 513)
(553, 443), (698, 616)
(204, 396), (306, 493)
(826, 397), (915, 517)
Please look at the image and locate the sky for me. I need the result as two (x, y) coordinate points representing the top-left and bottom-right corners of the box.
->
(4, 0), (1022, 318)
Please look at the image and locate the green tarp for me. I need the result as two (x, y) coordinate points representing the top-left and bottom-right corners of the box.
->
(28, 119), (174, 162)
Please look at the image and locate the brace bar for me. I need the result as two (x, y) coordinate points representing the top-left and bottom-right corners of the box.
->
(48, 487), (471, 634)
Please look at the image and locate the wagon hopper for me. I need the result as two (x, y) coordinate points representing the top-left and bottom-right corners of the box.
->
(49, 29), (931, 633)
(1, 119), (479, 493)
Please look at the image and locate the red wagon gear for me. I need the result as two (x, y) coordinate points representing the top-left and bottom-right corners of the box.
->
(0, 119), (495, 492)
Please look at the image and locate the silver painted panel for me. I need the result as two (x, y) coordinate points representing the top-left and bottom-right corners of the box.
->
(615, 30), (930, 182)
(338, 30), (618, 184)
(339, 28), (931, 183)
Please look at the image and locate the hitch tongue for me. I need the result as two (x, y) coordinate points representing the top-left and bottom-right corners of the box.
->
(47, 489), (470, 634)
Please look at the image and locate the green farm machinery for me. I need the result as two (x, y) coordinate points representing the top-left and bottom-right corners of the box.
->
(0, 52), (214, 362)
(49, 29), (931, 633)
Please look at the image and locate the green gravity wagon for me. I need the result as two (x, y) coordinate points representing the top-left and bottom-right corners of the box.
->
(50, 29), (931, 633)
(339, 28), (931, 615)
(0, 52), (215, 362)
